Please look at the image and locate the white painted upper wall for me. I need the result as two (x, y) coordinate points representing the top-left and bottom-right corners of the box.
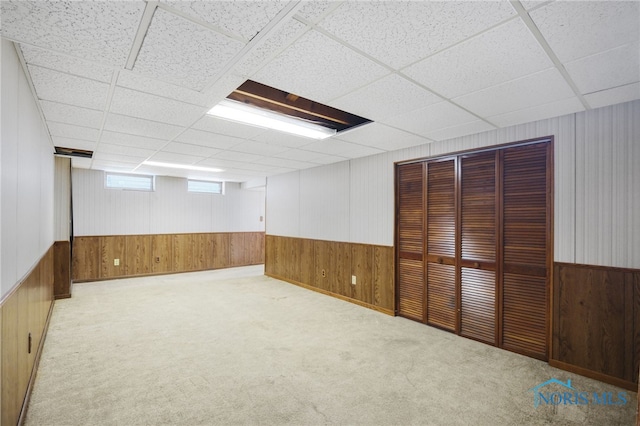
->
(1, 39), (55, 299)
(266, 100), (640, 270)
(72, 168), (265, 236)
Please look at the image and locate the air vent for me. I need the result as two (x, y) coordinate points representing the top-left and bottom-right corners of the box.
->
(54, 146), (93, 159)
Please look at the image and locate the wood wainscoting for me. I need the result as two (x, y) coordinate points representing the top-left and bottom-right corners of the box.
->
(71, 232), (265, 282)
(1, 245), (55, 426)
(54, 241), (71, 299)
(264, 235), (394, 315)
(552, 262), (640, 391)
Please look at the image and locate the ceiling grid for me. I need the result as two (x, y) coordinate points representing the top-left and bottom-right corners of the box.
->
(0, 0), (637, 182)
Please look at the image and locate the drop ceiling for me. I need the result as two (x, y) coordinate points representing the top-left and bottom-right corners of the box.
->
(2, 1), (638, 182)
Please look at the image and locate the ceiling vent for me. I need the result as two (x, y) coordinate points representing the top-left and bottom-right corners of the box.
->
(54, 146), (93, 159)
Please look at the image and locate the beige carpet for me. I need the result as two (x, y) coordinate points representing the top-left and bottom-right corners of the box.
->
(26, 266), (636, 425)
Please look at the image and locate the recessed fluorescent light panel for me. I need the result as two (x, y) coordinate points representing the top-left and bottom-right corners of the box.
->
(209, 100), (336, 139)
(207, 80), (372, 139)
(142, 161), (224, 173)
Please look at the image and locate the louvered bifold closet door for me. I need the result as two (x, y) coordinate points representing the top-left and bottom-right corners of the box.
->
(501, 142), (550, 360)
(459, 152), (498, 345)
(396, 163), (425, 321)
(426, 159), (456, 331)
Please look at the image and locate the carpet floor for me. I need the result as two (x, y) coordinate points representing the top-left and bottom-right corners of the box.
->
(25, 265), (636, 425)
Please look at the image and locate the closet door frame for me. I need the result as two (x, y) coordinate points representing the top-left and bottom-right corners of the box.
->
(394, 136), (554, 360)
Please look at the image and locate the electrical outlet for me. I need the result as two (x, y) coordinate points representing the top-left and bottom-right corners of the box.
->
(321, 269), (326, 277)
(114, 258), (120, 266)
(155, 256), (160, 263)
(351, 275), (356, 285)
(259, 215), (264, 222)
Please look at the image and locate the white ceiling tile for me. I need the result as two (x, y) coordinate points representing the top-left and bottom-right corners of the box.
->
(70, 157), (92, 169)
(584, 83), (640, 110)
(161, 0), (290, 40)
(198, 158), (251, 170)
(234, 20), (308, 77)
(117, 71), (212, 107)
(488, 97), (584, 128)
(91, 161), (139, 173)
(530, 1), (640, 62)
(192, 116), (266, 139)
(149, 151), (205, 165)
(176, 129), (245, 150)
(296, 1), (342, 24)
(243, 163), (289, 173)
(302, 139), (384, 158)
(51, 137), (97, 152)
(95, 144), (156, 159)
(109, 87), (206, 127)
(424, 120), (496, 142)
(100, 131), (168, 151)
(330, 74), (441, 121)
(383, 101), (479, 136)
(273, 149), (323, 162)
(333, 144), (385, 159)
(250, 130), (315, 148)
(28, 65), (110, 110)
(228, 141), (290, 156)
(40, 101), (103, 129)
(318, 1), (516, 69)
(520, 1), (552, 11)
(48, 122), (100, 141)
(300, 153), (348, 165)
(103, 114), (183, 140)
(265, 167), (298, 176)
(161, 142), (220, 158)
(253, 157), (317, 170)
(200, 73), (247, 107)
(254, 30), (389, 103)
(132, 8), (245, 91)
(336, 122), (431, 151)
(275, 149), (347, 165)
(19, 44), (114, 83)
(403, 19), (553, 99)
(453, 68), (576, 118)
(210, 151), (262, 163)
(2, 1), (144, 66)
(92, 152), (146, 164)
(565, 42), (640, 95)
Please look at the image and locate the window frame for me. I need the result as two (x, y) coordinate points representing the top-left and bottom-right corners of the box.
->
(104, 172), (155, 192)
(187, 179), (224, 194)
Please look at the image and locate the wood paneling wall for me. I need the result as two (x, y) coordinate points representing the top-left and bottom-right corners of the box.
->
(53, 241), (71, 299)
(72, 232), (265, 282)
(1, 245), (55, 426)
(551, 262), (640, 391)
(265, 235), (394, 314)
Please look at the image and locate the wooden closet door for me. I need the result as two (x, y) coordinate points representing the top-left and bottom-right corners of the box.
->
(459, 152), (498, 345)
(501, 142), (550, 360)
(426, 159), (456, 331)
(396, 163), (425, 321)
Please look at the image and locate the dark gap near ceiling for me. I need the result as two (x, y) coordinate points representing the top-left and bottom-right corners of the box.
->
(227, 80), (372, 133)
(54, 146), (93, 158)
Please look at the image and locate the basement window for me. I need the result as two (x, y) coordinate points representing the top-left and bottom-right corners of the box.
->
(188, 179), (223, 194)
(105, 172), (154, 191)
